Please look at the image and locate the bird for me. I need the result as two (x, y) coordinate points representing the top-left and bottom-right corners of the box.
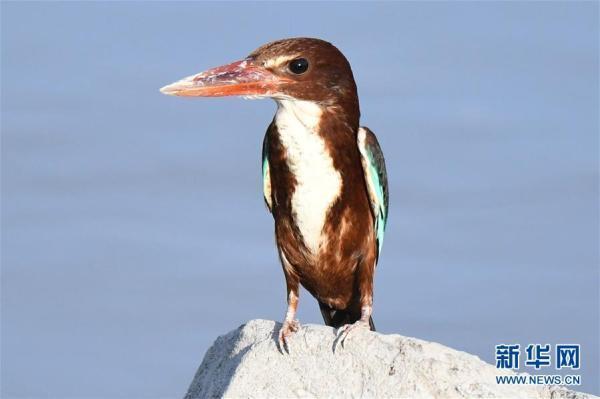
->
(160, 38), (389, 351)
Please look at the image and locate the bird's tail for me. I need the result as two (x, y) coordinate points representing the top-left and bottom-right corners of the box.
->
(318, 301), (376, 331)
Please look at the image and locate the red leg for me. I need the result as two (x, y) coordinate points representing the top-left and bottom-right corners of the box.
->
(336, 253), (375, 347)
(278, 251), (300, 353)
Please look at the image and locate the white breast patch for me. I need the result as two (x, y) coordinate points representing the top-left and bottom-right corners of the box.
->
(275, 99), (342, 254)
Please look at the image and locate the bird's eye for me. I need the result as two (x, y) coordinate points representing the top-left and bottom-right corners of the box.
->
(288, 58), (309, 74)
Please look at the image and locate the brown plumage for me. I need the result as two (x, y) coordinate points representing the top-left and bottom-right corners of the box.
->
(266, 118), (377, 328)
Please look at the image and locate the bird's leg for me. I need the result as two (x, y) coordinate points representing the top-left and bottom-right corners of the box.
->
(336, 257), (375, 348)
(278, 278), (300, 354)
(336, 301), (372, 349)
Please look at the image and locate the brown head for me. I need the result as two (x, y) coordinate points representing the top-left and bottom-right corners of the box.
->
(160, 38), (359, 119)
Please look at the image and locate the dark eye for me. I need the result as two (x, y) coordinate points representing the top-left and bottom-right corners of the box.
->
(289, 58), (309, 74)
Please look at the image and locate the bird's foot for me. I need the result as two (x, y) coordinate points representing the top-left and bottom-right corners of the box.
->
(278, 319), (300, 354)
(334, 319), (370, 351)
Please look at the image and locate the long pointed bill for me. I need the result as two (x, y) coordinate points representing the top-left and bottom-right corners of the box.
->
(160, 59), (290, 97)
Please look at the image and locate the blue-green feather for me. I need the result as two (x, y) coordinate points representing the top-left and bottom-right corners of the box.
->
(360, 128), (389, 260)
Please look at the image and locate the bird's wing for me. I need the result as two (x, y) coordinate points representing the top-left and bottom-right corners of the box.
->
(357, 127), (389, 261)
(262, 130), (273, 213)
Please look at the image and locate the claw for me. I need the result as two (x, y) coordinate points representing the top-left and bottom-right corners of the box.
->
(334, 319), (370, 352)
(277, 319), (300, 354)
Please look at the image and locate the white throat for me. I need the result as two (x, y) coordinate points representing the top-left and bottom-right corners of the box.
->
(274, 99), (342, 255)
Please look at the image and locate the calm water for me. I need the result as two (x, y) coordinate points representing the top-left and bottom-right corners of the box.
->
(2, 2), (598, 397)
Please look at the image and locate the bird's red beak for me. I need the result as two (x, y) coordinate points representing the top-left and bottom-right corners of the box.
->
(160, 59), (291, 98)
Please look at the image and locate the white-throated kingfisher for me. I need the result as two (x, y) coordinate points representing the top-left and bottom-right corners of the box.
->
(161, 38), (389, 352)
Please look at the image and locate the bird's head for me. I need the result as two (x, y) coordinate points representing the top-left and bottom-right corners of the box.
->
(160, 38), (358, 110)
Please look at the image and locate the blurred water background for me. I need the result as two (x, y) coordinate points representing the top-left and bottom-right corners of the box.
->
(2, 2), (598, 397)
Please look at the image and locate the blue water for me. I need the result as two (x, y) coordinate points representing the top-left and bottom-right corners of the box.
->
(2, 2), (598, 397)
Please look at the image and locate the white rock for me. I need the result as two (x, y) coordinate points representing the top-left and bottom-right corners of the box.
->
(185, 319), (595, 399)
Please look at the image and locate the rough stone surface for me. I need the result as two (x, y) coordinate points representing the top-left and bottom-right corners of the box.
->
(185, 319), (595, 399)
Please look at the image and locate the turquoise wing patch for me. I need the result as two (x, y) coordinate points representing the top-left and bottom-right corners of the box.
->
(358, 127), (389, 260)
